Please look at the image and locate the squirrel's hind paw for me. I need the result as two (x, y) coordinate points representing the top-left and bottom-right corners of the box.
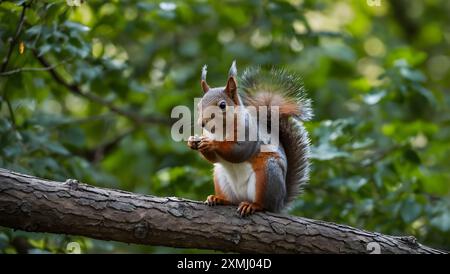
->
(237, 202), (263, 216)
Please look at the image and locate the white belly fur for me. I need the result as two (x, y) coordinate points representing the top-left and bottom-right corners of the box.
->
(214, 158), (256, 203)
(204, 111), (257, 203)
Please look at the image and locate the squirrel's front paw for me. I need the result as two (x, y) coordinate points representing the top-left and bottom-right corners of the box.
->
(198, 136), (216, 153)
(205, 195), (229, 206)
(237, 202), (263, 216)
(187, 135), (201, 150)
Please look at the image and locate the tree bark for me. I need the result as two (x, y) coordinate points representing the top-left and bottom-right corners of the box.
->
(0, 168), (446, 254)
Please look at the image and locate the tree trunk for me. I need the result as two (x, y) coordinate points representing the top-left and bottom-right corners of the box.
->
(0, 168), (446, 254)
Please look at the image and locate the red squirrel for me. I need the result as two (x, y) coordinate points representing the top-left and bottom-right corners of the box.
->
(188, 61), (312, 216)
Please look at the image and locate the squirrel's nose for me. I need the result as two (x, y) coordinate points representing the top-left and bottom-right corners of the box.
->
(201, 122), (205, 128)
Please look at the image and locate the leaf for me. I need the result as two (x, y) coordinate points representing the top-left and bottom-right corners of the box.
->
(387, 48), (427, 67)
(26, 25), (43, 36)
(351, 138), (374, 149)
(2, 145), (23, 158)
(322, 42), (356, 63)
(431, 212), (450, 232)
(345, 177), (368, 192)
(27, 113), (71, 127)
(363, 90), (386, 105)
(136, 2), (156, 11)
(310, 143), (350, 160)
(30, 157), (61, 176)
(59, 127), (85, 148)
(64, 21), (90, 33)
(44, 142), (70, 156)
(14, 0), (28, 6)
(399, 67), (426, 82)
(414, 86), (437, 105)
(37, 44), (52, 56)
(400, 198), (422, 223)
(0, 118), (13, 133)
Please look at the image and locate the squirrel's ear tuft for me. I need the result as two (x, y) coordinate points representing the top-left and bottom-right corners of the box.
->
(201, 65), (209, 93)
(228, 60), (237, 78)
(225, 76), (238, 102)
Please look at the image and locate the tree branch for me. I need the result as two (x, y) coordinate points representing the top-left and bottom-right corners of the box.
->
(3, 95), (17, 129)
(0, 60), (68, 76)
(0, 4), (27, 72)
(0, 3), (28, 130)
(0, 168), (446, 254)
(33, 53), (170, 126)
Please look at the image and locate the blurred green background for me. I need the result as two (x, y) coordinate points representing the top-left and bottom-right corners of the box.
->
(0, 0), (449, 253)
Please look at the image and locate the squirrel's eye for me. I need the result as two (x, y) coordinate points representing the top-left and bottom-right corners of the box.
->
(219, 101), (226, 110)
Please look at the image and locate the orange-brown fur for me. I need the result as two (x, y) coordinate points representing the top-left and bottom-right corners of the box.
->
(247, 92), (300, 118)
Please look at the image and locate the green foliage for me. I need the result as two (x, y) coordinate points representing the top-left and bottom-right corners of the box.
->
(1, 0), (449, 253)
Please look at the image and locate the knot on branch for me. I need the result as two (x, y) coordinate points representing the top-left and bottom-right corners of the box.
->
(133, 221), (149, 239)
(398, 236), (419, 248)
(20, 202), (32, 215)
(65, 179), (80, 190)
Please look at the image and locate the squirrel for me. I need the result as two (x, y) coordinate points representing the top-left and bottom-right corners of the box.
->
(187, 61), (312, 216)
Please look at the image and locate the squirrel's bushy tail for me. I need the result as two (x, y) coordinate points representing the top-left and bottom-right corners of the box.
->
(239, 68), (312, 207)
